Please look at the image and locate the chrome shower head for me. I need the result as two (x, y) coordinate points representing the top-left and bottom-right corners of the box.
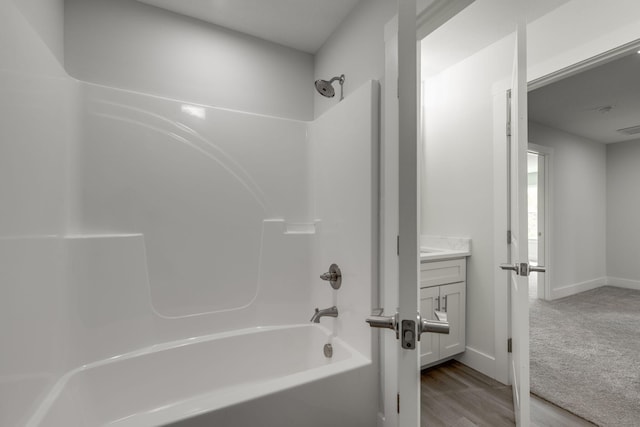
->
(314, 74), (345, 101)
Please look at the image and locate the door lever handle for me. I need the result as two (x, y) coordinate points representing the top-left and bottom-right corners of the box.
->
(419, 313), (449, 336)
(500, 263), (519, 273)
(529, 264), (546, 273)
(366, 310), (399, 339)
(500, 262), (546, 276)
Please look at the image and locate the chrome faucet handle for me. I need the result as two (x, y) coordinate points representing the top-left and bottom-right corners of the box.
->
(319, 263), (342, 289)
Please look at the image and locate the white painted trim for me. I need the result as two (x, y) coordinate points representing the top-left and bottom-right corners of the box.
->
(529, 38), (640, 91)
(397, 0), (420, 424)
(455, 346), (497, 382)
(542, 277), (640, 300)
(607, 277), (640, 291)
(549, 277), (607, 300)
(381, 16), (399, 427)
(493, 88), (510, 386)
(416, 0), (475, 41)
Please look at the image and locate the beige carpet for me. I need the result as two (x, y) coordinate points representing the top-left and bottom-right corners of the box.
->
(529, 286), (640, 427)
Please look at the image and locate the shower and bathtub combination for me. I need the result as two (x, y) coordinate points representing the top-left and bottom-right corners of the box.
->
(1, 1), (380, 426)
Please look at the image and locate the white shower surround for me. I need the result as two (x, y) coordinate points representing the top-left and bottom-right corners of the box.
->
(8, 82), (379, 425)
(0, 1), (380, 424)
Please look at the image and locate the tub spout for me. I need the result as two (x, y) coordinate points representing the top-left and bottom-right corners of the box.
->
(310, 306), (338, 323)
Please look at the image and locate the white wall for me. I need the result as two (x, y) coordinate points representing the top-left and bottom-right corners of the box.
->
(64, 0), (314, 121)
(529, 122), (607, 296)
(606, 139), (640, 285)
(313, 0), (395, 119)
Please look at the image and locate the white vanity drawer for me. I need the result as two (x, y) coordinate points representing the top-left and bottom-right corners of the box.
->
(420, 258), (466, 287)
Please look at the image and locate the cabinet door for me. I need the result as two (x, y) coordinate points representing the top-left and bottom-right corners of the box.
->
(419, 286), (440, 366)
(439, 282), (466, 359)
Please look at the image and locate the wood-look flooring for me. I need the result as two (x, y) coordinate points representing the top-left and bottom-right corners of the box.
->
(421, 360), (597, 427)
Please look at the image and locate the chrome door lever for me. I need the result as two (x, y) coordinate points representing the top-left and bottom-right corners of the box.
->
(500, 263), (520, 273)
(500, 262), (546, 276)
(418, 311), (449, 337)
(365, 309), (398, 339)
(529, 264), (546, 273)
(367, 309), (449, 349)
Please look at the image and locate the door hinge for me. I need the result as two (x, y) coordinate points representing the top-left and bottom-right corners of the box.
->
(397, 393), (400, 413)
(507, 338), (512, 353)
(397, 235), (400, 256)
(507, 230), (512, 244)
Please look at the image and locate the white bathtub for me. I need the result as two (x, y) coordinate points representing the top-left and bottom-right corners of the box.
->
(27, 324), (376, 427)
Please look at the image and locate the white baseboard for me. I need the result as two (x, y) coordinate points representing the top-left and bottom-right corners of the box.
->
(455, 346), (496, 380)
(606, 277), (640, 291)
(549, 276), (640, 300)
(549, 277), (607, 300)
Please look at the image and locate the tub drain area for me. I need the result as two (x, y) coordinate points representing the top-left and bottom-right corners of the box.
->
(323, 343), (333, 358)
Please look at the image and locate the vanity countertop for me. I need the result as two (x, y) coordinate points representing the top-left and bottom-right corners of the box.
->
(420, 247), (471, 262)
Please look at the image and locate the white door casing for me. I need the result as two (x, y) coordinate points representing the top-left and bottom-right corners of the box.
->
(397, 0), (420, 426)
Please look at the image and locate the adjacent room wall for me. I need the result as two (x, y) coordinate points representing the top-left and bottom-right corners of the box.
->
(64, 0), (314, 121)
(313, 0), (395, 119)
(528, 122), (607, 298)
(606, 139), (640, 288)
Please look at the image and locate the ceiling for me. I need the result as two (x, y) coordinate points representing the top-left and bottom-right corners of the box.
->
(135, 0), (360, 53)
(529, 52), (640, 144)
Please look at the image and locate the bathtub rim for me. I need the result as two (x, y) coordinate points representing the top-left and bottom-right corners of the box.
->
(26, 323), (372, 427)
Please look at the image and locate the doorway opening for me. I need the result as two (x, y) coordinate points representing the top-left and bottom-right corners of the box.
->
(526, 147), (550, 300)
(527, 43), (640, 426)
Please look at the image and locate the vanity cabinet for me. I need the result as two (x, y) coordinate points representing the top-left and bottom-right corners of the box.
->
(420, 258), (466, 367)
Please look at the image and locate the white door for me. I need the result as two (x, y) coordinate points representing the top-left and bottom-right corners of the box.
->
(500, 16), (544, 426)
(375, 1), (439, 426)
